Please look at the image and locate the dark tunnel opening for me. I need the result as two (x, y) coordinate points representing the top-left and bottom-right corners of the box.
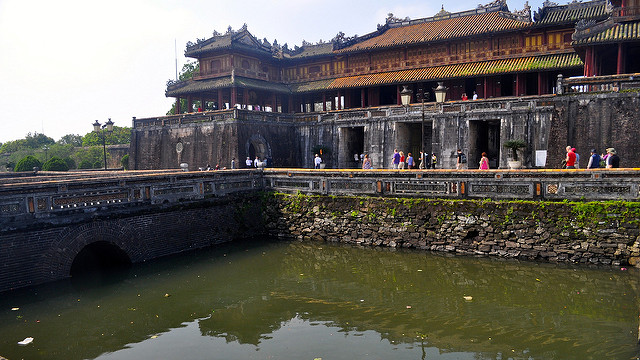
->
(70, 241), (132, 279)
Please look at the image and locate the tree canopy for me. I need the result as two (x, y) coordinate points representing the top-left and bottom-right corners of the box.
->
(81, 126), (131, 146)
(167, 61), (200, 115)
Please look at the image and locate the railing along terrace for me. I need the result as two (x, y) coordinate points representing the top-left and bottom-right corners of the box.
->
(263, 169), (640, 201)
(0, 170), (262, 230)
(559, 73), (640, 94)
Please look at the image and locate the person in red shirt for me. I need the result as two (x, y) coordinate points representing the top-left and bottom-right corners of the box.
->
(565, 146), (576, 169)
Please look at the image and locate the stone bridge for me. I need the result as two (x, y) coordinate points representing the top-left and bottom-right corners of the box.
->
(1, 168), (639, 293)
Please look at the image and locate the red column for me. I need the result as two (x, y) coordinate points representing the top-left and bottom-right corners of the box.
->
(231, 87), (237, 108)
(187, 96), (193, 113)
(396, 85), (402, 105)
(217, 91), (223, 109)
(617, 43), (625, 75)
(484, 77), (489, 98)
(361, 89), (366, 108)
(322, 93), (327, 111)
(288, 96), (294, 113)
(175, 98), (181, 114)
(538, 72), (544, 95)
(243, 88), (249, 108)
(337, 90), (342, 110)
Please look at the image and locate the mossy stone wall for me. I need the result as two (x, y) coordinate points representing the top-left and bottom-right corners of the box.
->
(264, 193), (640, 267)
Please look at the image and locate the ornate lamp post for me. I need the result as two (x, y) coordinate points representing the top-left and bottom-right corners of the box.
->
(93, 118), (114, 170)
(434, 81), (448, 105)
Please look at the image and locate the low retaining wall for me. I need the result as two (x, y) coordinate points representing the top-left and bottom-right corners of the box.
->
(264, 194), (640, 266)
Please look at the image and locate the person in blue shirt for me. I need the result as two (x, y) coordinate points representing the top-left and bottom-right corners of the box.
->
(587, 149), (601, 169)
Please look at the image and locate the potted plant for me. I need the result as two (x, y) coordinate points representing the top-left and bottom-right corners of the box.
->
(503, 139), (526, 169)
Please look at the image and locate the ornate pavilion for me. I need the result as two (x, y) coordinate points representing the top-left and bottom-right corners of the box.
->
(165, 0), (640, 114)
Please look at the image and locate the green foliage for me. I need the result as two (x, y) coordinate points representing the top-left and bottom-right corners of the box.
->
(93, 160), (103, 169)
(14, 155), (42, 172)
(0, 132), (54, 154)
(121, 154), (130, 170)
(78, 159), (93, 169)
(74, 146), (105, 169)
(503, 139), (526, 161)
(81, 126), (131, 146)
(167, 61), (200, 115)
(63, 157), (76, 170)
(42, 156), (69, 171)
(57, 134), (83, 147)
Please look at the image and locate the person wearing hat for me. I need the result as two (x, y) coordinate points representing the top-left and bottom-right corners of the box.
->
(586, 149), (601, 169)
(606, 148), (620, 168)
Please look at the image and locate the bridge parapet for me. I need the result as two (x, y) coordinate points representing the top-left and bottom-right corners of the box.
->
(2, 169), (639, 231)
(0, 170), (262, 231)
(263, 169), (640, 201)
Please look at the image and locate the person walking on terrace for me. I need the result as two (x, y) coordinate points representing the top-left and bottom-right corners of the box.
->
(392, 149), (400, 169)
(565, 146), (576, 169)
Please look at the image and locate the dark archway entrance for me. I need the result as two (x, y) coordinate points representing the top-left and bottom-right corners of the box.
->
(246, 135), (271, 166)
(396, 122), (432, 168)
(469, 120), (501, 169)
(339, 127), (365, 168)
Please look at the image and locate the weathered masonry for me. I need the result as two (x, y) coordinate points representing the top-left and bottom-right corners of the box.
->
(1, 169), (640, 293)
(131, 83), (640, 171)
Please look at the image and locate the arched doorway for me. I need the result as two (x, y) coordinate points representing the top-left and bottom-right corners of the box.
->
(245, 134), (272, 165)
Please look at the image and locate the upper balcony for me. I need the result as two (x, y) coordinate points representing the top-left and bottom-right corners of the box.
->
(612, 6), (640, 22)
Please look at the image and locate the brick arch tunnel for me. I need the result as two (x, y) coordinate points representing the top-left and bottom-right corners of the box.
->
(43, 221), (144, 282)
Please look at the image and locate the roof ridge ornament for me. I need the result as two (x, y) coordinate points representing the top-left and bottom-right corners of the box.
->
(511, 1), (532, 20)
(477, 0), (507, 10)
(435, 5), (451, 17)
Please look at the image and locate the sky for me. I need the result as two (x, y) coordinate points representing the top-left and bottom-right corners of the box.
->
(0, 0), (547, 144)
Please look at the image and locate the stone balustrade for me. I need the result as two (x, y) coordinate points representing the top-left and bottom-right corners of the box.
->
(2, 169), (639, 232)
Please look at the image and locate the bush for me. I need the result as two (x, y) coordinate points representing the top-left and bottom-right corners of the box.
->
(14, 155), (42, 172)
(93, 160), (103, 169)
(63, 157), (76, 170)
(78, 159), (93, 169)
(121, 154), (129, 170)
(42, 156), (69, 171)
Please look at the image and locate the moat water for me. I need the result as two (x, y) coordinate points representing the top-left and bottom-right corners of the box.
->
(0, 239), (638, 360)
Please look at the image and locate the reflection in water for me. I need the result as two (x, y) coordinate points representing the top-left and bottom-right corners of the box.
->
(0, 239), (637, 360)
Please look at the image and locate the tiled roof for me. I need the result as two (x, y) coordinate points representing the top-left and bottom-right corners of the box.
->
(336, 11), (531, 53)
(573, 21), (640, 45)
(288, 43), (335, 59)
(166, 76), (291, 97)
(291, 53), (582, 93)
(533, 0), (609, 25)
(185, 29), (272, 57)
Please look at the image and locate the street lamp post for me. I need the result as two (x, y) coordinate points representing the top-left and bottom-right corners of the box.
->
(93, 118), (114, 170)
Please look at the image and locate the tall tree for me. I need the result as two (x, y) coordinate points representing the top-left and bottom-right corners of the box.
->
(167, 61), (200, 115)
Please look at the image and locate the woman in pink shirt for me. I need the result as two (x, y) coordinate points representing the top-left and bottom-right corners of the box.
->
(479, 152), (489, 170)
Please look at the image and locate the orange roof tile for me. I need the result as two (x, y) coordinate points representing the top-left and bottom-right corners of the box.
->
(292, 53), (582, 93)
(336, 12), (531, 53)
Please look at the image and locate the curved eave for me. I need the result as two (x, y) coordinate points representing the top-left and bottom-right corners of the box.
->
(292, 52), (582, 93)
(166, 76), (291, 97)
(573, 21), (640, 46)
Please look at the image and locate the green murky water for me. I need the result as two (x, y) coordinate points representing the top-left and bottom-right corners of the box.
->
(0, 239), (638, 360)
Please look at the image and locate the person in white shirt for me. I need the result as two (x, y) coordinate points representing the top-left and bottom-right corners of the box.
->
(245, 157), (252, 167)
(314, 154), (322, 169)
